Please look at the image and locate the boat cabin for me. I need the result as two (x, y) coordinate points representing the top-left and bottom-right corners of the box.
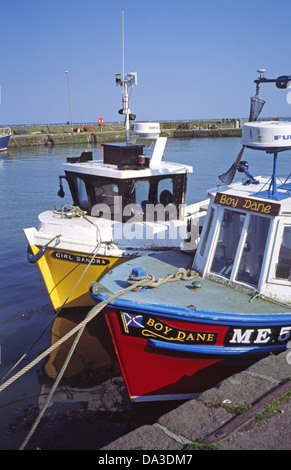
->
(60, 138), (192, 224)
(193, 122), (291, 305)
(193, 185), (291, 302)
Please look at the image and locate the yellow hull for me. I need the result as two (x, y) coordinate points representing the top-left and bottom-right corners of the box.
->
(30, 245), (131, 311)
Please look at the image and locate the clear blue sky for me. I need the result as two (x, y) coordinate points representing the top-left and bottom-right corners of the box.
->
(1, 0), (291, 125)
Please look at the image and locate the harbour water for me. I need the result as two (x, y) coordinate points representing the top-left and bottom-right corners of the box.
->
(0, 137), (290, 450)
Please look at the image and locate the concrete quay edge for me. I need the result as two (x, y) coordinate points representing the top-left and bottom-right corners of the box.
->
(101, 350), (291, 451)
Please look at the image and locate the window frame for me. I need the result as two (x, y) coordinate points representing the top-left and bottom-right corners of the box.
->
(268, 219), (291, 286)
(64, 171), (187, 222)
(204, 206), (273, 289)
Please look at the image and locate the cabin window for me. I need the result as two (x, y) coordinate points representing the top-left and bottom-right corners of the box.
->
(92, 182), (119, 205)
(89, 180), (120, 219)
(134, 180), (150, 213)
(236, 215), (270, 287)
(121, 179), (150, 223)
(74, 177), (90, 212)
(275, 226), (291, 280)
(65, 172), (186, 222)
(200, 207), (214, 257)
(210, 209), (271, 288)
(126, 176), (180, 222)
(211, 210), (245, 278)
(157, 178), (174, 206)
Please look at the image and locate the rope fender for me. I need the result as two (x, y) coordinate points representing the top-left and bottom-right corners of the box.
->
(27, 234), (61, 264)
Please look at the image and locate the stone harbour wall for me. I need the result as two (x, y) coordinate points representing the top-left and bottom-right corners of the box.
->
(7, 120), (242, 148)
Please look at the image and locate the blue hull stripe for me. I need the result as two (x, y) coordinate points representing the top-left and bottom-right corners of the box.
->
(148, 339), (288, 356)
(92, 293), (291, 326)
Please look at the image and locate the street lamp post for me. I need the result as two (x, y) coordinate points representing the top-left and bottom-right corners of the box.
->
(65, 71), (73, 135)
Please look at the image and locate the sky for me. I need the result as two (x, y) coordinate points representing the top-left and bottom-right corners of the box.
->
(1, 0), (291, 125)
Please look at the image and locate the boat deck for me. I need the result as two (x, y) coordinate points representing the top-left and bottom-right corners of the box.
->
(97, 251), (290, 318)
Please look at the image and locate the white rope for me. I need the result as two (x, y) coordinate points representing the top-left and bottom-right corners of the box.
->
(0, 275), (157, 395)
(19, 322), (86, 450)
(16, 273), (159, 449)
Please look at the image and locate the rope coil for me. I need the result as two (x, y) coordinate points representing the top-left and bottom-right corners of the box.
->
(53, 204), (88, 219)
(127, 267), (198, 290)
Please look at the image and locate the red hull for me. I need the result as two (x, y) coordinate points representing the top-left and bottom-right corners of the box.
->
(104, 308), (257, 402)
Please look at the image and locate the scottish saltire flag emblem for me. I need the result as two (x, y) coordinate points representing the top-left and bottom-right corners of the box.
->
(122, 312), (144, 332)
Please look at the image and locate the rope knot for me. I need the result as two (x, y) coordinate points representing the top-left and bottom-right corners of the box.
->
(127, 268), (155, 291)
(174, 267), (198, 281)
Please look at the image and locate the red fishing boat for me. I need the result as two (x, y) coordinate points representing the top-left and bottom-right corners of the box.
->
(90, 71), (291, 402)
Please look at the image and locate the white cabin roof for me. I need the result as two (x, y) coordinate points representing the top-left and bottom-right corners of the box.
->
(63, 159), (193, 180)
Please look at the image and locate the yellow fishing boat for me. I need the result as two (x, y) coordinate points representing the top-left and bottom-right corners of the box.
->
(24, 73), (208, 312)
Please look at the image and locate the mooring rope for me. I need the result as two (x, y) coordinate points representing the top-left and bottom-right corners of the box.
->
(0, 238), (104, 387)
(1, 204), (108, 387)
(2, 200), (198, 448)
(16, 273), (160, 450)
(0, 274), (157, 395)
(0, 267), (194, 449)
(19, 321), (87, 450)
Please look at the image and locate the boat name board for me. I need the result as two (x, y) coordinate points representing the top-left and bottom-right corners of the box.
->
(51, 251), (110, 265)
(214, 192), (280, 216)
(121, 312), (218, 344)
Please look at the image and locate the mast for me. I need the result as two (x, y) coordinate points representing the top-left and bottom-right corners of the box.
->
(116, 9), (137, 142)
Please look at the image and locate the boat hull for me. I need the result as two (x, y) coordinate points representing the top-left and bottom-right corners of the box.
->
(89, 250), (291, 402)
(0, 134), (11, 152)
(29, 244), (131, 311)
(102, 305), (291, 402)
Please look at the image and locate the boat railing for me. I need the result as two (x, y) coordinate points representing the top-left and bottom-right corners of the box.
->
(185, 199), (209, 218)
(181, 199), (210, 252)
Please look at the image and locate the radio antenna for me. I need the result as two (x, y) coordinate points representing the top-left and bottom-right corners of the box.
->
(115, 9), (137, 142)
(122, 9), (125, 93)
